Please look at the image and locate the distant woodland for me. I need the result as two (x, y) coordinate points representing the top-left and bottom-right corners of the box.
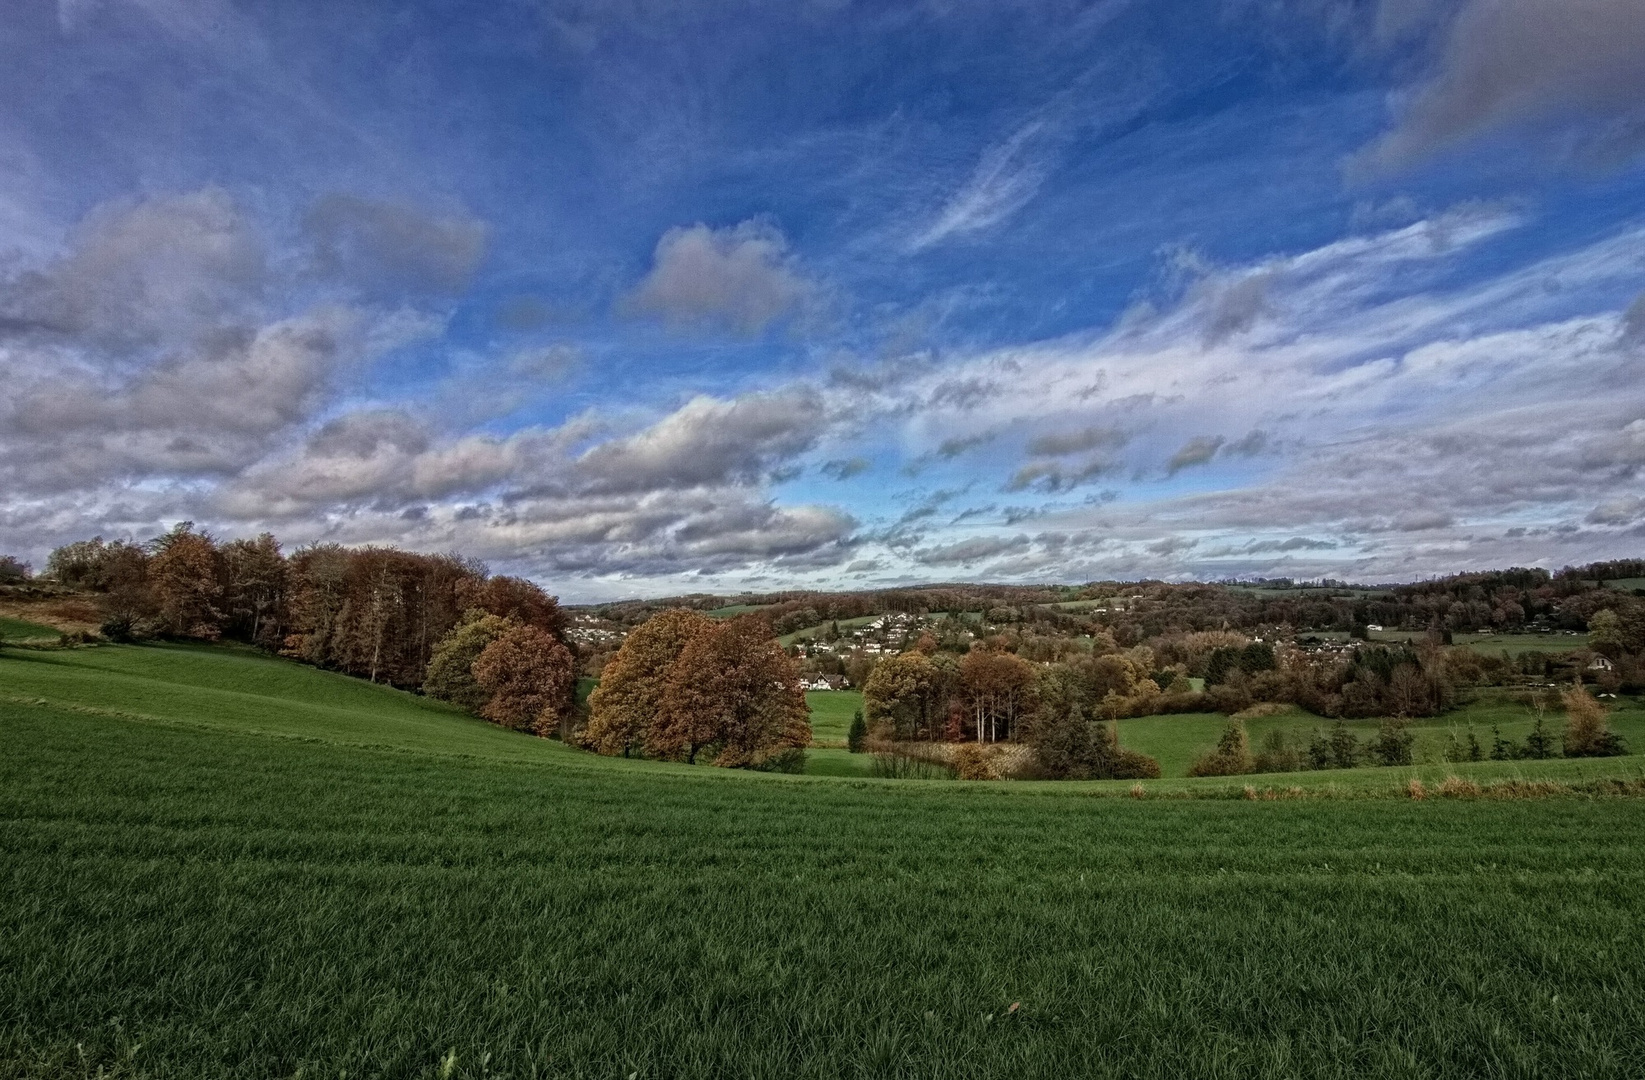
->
(5, 529), (1642, 776)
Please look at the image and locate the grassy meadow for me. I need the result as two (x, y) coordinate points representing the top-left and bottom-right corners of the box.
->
(4, 643), (1645, 1077)
(0, 615), (60, 643)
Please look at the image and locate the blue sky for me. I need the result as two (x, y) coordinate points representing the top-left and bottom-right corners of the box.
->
(2, 0), (1643, 599)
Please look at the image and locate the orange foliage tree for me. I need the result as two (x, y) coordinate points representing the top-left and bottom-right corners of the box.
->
(471, 622), (577, 736)
(148, 523), (224, 639)
(958, 646), (1037, 742)
(584, 608), (712, 756)
(652, 615), (811, 766)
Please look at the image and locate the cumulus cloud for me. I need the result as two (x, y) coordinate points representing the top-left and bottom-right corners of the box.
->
(305, 194), (488, 296)
(937, 432), (996, 458)
(622, 219), (815, 334)
(813, 205), (1645, 583)
(1363, 0), (1645, 171)
(1623, 291), (1645, 346)
(1166, 436), (1225, 475)
(1587, 495), (1645, 526)
(1004, 458), (1117, 494)
(574, 391), (828, 494)
(0, 187), (265, 348)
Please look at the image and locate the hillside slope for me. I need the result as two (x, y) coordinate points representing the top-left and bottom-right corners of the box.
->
(3, 644), (1645, 1077)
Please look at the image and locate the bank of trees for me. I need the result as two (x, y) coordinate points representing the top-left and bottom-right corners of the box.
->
(43, 525), (567, 689)
(856, 639), (1162, 779)
(583, 611), (810, 769)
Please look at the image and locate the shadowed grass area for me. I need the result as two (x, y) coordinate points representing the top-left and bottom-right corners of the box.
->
(4, 644), (1645, 1077)
(0, 616), (60, 642)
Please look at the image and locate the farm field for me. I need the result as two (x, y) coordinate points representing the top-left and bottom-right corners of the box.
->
(1117, 697), (1645, 778)
(4, 643), (1645, 1077)
(804, 688), (863, 745)
(1307, 629), (1592, 654)
(779, 616), (877, 646)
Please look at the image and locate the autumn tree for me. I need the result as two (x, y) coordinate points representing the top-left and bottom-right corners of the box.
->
(862, 650), (947, 740)
(459, 574), (569, 644)
(148, 523), (224, 639)
(471, 622), (577, 735)
(1561, 682), (1626, 757)
(424, 613), (513, 712)
(221, 533), (288, 647)
(653, 615), (811, 767)
(585, 608), (712, 757)
(958, 646), (1037, 742)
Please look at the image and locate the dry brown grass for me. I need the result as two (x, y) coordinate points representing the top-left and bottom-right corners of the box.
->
(1232, 702), (1294, 720)
(0, 598), (102, 634)
(1407, 778), (1427, 800)
(1436, 776), (1482, 798)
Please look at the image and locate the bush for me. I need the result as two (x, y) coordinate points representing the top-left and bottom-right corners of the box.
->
(1561, 683), (1627, 757)
(1522, 716), (1557, 760)
(750, 746), (808, 773)
(1327, 721), (1360, 769)
(1444, 726), (1484, 763)
(1252, 728), (1303, 774)
(99, 615), (136, 642)
(1111, 746), (1161, 780)
(1368, 719), (1414, 767)
(1188, 721), (1253, 777)
(951, 743), (997, 780)
(847, 710), (867, 753)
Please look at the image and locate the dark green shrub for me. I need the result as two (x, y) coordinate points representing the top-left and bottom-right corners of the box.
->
(1522, 717), (1556, 760)
(1188, 721), (1253, 777)
(1369, 719), (1415, 766)
(847, 710), (867, 753)
(1328, 721), (1360, 769)
(750, 747), (807, 773)
(1253, 728), (1303, 774)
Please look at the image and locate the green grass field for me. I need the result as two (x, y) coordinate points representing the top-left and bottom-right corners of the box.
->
(780, 616), (877, 646)
(0, 615), (60, 642)
(804, 689), (863, 745)
(5, 643), (1645, 1077)
(1306, 629), (1592, 654)
(704, 603), (772, 618)
(1118, 697), (1645, 778)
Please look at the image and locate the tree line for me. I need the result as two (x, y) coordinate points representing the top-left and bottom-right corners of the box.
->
(42, 525), (569, 689)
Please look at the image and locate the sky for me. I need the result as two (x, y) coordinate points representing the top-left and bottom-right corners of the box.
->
(1, 0), (1643, 601)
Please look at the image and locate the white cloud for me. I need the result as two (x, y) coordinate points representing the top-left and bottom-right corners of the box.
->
(911, 122), (1049, 250)
(622, 219), (816, 334)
